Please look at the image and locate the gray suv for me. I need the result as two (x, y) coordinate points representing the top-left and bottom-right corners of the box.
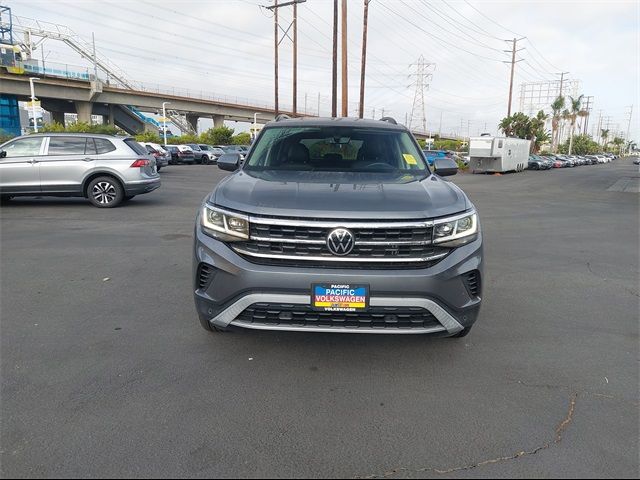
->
(193, 117), (482, 337)
(0, 133), (160, 207)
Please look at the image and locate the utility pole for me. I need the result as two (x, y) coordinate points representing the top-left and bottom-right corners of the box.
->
(625, 105), (633, 153)
(318, 92), (321, 116)
(91, 32), (98, 81)
(358, 0), (370, 119)
(341, 0), (348, 117)
(596, 110), (603, 144)
(293, 1), (298, 115)
(266, 0), (307, 117)
(274, 0), (279, 115)
(582, 95), (594, 135)
(556, 71), (570, 97)
(439, 111), (443, 138)
(332, 0), (338, 117)
(504, 37), (525, 117)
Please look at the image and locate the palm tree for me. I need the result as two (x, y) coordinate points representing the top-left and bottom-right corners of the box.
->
(560, 109), (571, 148)
(499, 115), (515, 137)
(567, 94), (584, 155)
(550, 96), (565, 152)
(600, 129), (609, 147)
(530, 110), (550, 153)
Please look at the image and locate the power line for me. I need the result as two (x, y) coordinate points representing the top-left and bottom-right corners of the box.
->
(388, 1), (508, 62)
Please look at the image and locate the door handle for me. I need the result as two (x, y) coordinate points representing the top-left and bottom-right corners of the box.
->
(83, 157), (94, 162)
(30, 159), (39, 164)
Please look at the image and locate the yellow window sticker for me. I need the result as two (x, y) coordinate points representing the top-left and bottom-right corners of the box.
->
(403, 154), (418, 165)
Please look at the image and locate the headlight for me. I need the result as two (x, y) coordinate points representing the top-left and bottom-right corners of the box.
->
(201, 205), (249, 241)
(433, 211), (478, 247)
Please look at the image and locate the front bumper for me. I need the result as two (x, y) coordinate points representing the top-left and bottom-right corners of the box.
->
(193, 227), (483, 335)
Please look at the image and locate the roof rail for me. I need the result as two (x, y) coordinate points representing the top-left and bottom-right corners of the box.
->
(379, 116), (397, 125)
(275, 114), (291, 121)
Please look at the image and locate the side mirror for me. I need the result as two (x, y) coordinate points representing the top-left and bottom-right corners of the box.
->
(217, 153), (241, 172)
(433, 157), (458, 176)
(0, 150), (6, 159)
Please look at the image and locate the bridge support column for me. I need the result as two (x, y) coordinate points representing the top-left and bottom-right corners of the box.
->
(186, 113), (199, 133)
(75, 101), (93, 124)
(212, 115), (224, 128)
(51, 111), (65, 126)
(107, 105), (115, 126)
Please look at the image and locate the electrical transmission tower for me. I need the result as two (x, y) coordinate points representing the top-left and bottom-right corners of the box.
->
(408, 56), (434, 133)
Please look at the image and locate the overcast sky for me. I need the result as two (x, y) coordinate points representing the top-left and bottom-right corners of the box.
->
(9, 0), (640, 140)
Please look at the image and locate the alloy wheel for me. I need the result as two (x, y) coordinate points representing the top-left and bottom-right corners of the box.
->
(92, 181), (117, 205)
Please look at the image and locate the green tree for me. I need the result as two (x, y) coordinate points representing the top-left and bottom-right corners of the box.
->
(200, 126), (235, 145)
(550, 95), (565, 152)
(39, 121), (122, 135)
(498, 110), (551, 153)
(611, 136), (625, 154)
(232, 132), (251, 145)
(433, 139), (464, 151)
(600, 129), (609, 147)
(558, 134), (600, 155)
(167, 133), (199, 145)
(567, 94), (584, 155)
(134, 131), (162, 144)
(0, 130), (15, 144)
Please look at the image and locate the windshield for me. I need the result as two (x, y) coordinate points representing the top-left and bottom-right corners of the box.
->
(244, 126), (428, 174)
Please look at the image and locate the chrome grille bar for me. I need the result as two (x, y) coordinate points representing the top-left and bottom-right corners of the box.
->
(231, 247), (448, 263)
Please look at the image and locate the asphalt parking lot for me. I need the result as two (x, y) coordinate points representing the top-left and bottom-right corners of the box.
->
(1, 159), (638, 478)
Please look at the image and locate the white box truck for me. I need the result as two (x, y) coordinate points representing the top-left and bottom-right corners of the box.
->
(468, 136), (531, 173)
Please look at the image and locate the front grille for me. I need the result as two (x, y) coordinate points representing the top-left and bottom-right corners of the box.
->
(233, 217), (449, 268)
(197, 263), (215, 290)
(235, 303), (442, 330)
(464, 270), (481, 297)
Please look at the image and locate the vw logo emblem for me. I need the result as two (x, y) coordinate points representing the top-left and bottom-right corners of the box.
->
(326, 228), (355, 256)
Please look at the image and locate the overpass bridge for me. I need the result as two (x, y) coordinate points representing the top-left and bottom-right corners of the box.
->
(0, 72), (462, 140)
(0, 72), (301, 134)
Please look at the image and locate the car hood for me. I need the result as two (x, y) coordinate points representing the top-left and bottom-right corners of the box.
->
(212, 170), (470, 219)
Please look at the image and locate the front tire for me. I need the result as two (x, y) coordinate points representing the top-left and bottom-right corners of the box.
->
(87, 176), (124, 208)
(202, 155), (209, 165)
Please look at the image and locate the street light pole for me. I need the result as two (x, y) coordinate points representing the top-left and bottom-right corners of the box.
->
(29, 77), (39, 133)
(253, 112), (258, 140)
(162, 102), (171, 146)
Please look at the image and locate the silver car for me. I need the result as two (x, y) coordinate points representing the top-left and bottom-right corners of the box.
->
(0, 133), (160, 207)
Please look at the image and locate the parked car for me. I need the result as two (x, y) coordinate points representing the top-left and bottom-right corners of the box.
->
(163, 145), (196, 164)
(220, 145), (247, 160)
(595, 155), (609, 164)
(422, 149), (448, 166)
(205, 146), (226, 164)
(528, 155), (548, 170)
(184, 144), (210, 164)
(196, 145), (218, 164)
(194, 116), (482, 338)
(142, 143), (169, 171)
(176, 145), (196, 164)
(0, 133), (160, 207)
(556, 155), (576, 167)
(540, 155), (562, 168)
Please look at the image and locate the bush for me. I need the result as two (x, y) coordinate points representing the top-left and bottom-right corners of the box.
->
(39, 121), (122, 135)
(166, 134), (199, 145)
(0, 130), (15, 144)
(200, 126), (234, 145)
(134, 131), (162, 144)
(231, 132), (251, 145)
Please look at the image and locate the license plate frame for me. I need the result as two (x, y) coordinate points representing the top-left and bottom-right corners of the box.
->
(311, 284), (370, 312)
